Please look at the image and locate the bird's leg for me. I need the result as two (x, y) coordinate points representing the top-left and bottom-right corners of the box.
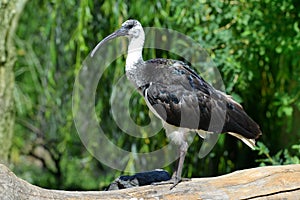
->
(170, 141), (189, 189)
(151, 141), (190, 189)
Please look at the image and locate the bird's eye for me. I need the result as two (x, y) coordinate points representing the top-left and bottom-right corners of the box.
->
(127, 24), (134, 29)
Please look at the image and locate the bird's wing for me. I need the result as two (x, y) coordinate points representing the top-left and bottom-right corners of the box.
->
(140, 59), (223, 132)
(139, 59), (261, 140)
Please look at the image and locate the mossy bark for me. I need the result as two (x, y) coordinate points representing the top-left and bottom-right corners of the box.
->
(0, 0), (27, 164)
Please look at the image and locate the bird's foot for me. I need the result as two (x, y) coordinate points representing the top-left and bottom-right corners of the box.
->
(169, 177), (191, 190)
(151, 177), (190, 190)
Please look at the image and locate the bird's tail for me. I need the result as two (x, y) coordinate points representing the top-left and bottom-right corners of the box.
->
(223, 97), (262, 142)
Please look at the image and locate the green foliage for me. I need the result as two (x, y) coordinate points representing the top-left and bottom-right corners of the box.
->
(255, 141), (300, 166)
(12, 0), (300, 190)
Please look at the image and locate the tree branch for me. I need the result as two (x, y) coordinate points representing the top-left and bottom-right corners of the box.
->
(0, 164), (300, 199)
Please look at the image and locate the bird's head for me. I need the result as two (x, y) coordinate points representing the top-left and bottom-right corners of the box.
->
(121, 19), (143, 39)
(91, 19), (143, 57)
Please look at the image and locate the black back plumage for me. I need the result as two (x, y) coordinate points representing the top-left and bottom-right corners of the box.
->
(137, 58), (261, 139)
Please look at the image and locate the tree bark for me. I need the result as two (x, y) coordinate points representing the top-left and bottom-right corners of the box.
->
(0, 0), (27, 163)
(0, 164), (300, 199)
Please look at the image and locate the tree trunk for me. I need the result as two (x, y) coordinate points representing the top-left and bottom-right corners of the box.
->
(0, 164), (299, 199)
(0, 0), (27, 164)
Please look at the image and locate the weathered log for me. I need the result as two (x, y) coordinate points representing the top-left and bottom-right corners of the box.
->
(0, 164), (300, 199)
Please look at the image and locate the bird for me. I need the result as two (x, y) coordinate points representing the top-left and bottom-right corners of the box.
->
(91, 19), (262, 189)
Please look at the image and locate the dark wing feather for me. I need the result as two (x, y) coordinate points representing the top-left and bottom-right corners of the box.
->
(140, 59), (261, 139)
(222, 98), (261, 139)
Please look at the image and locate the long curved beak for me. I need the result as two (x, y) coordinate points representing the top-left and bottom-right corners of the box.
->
(90, 27), (128, 57)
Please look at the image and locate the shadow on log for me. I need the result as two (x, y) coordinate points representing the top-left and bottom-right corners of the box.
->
(0, 164), (300, 199)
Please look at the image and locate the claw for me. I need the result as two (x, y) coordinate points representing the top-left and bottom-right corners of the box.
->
(170, 178), (181, 190)
(151, 177), (190, 190)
